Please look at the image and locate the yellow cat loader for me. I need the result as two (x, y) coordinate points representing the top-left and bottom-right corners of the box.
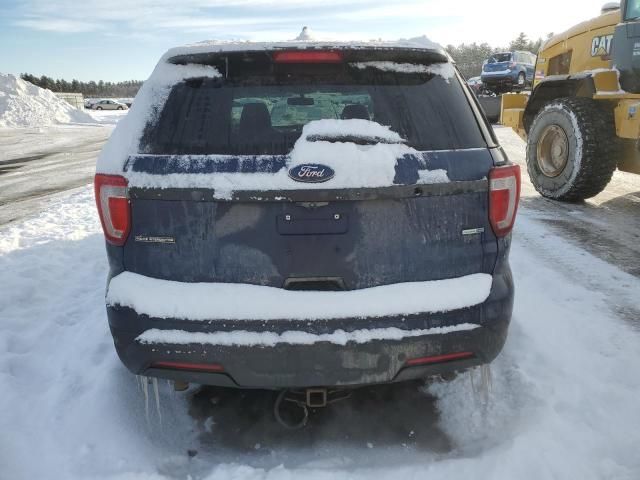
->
(501, 1), (640, 201)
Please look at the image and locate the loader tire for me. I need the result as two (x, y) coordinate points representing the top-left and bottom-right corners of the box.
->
(526, 97), (619, 201)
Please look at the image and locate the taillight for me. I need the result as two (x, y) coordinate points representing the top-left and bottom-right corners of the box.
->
(489, 164), (521, 237)
(406, 351), (475, 366)
(272, 50), (343, 63)
(94, 174), (130, 246)
(150, 361), (225, 373)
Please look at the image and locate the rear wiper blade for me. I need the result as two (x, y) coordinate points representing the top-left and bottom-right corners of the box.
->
(306, 134), (406, 145)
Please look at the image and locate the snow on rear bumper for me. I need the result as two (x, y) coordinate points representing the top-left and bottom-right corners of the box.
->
(106, 272), (493, 321)
(106, 268), (513, 388)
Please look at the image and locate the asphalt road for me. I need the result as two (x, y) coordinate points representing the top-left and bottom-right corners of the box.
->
(0, 126), (113, 225)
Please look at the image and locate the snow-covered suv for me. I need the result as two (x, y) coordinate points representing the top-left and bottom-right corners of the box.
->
(95, 39), (520, 390)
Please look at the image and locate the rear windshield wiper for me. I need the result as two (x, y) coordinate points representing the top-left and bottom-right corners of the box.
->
(306, 134), (406, 145)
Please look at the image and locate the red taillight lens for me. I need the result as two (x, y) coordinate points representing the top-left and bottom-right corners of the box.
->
(94, 174), (130, 246)
(272, 50), (343, 63)
(151, 361), (224, 373)
(406, 351), (474, 366)
(489, 164), (521, 237)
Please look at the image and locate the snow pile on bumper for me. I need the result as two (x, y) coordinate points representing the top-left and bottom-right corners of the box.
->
(107, 272), (493, 321)
(136, 324), (480, 347)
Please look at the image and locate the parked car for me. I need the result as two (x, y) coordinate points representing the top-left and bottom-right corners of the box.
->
(92, 99), (128, 110)
(466, 76), (483, 93)
(95, 40), (519, 395)
(481, 51), (536, 93)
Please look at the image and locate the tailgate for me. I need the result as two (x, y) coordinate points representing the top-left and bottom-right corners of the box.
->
(123, 150), (498, 289)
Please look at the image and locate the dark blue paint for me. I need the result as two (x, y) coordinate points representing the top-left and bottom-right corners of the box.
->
(125, 154), (288, 175)
(127, 150), (493, 186)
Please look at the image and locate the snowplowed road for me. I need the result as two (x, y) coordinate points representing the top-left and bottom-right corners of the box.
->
(1, 127), (639, 480)
(495, 126), (640, 279)
(0, 124), (115, 226)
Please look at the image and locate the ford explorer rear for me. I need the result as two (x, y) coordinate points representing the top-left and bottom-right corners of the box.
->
(95, 39), (519, 390)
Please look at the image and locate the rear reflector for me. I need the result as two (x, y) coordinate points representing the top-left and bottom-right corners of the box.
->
(94, 174), (130, 246)
(406, 351), (475, 366)
(489, 164), (521, 237)
(151, 361), (225, 373)
(273, 50), (343, 64)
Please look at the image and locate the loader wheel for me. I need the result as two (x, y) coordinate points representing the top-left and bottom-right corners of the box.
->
(526, 97), (619, 201)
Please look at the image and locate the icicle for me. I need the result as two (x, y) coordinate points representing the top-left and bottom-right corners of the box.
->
(153, 377), (162, 424)
(142, 375), (150, 423)
(469, 365), (492, 407)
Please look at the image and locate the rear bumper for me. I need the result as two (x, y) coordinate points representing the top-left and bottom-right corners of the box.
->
(481, 72), (519, 85)
(107, 267), (514, 389)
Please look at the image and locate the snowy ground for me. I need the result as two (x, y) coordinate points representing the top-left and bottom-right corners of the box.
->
(1, 127), (640, 479)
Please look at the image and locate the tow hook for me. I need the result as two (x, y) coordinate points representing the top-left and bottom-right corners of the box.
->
(273, 388), (351, 429)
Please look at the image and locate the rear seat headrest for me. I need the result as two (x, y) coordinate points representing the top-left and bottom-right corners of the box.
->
(239, 103), (272, 135)
(341, 104), (370, 120)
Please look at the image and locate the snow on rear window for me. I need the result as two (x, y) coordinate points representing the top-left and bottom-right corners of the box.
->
(96, 62), (221, 175)
(302, 119), (405, 144)
(351, 61), (456, 83)
(125, 118), (448, 199)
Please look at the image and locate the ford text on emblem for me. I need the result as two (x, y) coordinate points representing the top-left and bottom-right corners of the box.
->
(288, 164), (335, 183)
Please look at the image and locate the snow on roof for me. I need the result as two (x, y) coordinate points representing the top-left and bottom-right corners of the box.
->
(161, 35), (445, 62)
(352, 61), (456, 82)
(0, 73), (95, 128)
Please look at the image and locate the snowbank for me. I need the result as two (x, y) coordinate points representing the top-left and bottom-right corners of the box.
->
(0, 73), (94, 128)
(107, 271), (493, 321)
(137, 324), (479, 347)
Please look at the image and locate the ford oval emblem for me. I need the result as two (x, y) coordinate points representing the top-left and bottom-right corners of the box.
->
(288, 164), (335, 183)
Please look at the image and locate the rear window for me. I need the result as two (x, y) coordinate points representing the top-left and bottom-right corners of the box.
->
(488, 53), (512, 63)
(140, 61), (486, 155)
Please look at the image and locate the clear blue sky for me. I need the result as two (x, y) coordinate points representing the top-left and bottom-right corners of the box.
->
(0, 0), (609, 82)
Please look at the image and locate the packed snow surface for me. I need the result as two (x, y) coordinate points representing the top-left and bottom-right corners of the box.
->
(107, 271), (493, 321)
(0, 73), (94, 128)
(137, 324), (480, 347)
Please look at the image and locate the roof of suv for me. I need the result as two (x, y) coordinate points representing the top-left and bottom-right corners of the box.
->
(161, 36), (447, 63)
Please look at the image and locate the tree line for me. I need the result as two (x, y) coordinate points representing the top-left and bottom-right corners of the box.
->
(447, 32), (552, 79)
(19, 74), (143, 98)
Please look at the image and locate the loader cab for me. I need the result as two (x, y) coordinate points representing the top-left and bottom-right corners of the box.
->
(613, 0), (640, 92)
